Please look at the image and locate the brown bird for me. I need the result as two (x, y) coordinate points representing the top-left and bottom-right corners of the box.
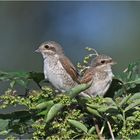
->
(35, 41), (79, 92)
(80, 55), (116, 97)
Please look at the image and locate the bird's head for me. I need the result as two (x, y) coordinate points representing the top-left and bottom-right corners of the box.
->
(91, 54), (116, 69)
(35, 41), (64, 58)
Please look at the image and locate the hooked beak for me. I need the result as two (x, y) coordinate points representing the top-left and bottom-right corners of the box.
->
(35, 48), (40, 53)
(110, 61), (117, 65)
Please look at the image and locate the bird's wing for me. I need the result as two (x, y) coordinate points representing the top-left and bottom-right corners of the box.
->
(80, 68), (94, 84)
(59, 56), (80, 83)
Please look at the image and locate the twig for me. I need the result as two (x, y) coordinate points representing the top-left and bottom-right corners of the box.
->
(92, 48), (99, 56)
(85, 46), (99, 56)
(93, 118), (105, 140)
(80, 66), (90, 74)
(100, 121), (105, 135)
(107, 120), (115, 140)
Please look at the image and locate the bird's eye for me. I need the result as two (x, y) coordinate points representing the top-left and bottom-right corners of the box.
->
(101, 60), (105, 64)
(44, 45), (49, 49)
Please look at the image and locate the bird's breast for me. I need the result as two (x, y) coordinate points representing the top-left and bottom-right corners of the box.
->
(43, 56), (77, 91)
(87, 70), (113, 96)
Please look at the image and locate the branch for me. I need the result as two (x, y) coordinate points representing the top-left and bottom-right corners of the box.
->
(93, 118), (105, 140)
(107, 120), (115, 140)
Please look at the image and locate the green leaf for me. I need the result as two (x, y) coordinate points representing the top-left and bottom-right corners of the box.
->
(37, 101), (55, 116)
(0, 71), (30, 81)
(97, 105), (117, 113)
(126, 116), (135, 121)
(127, 71), (132, 80)
(124, 100), (140, 112)
(0, 71), (30, 88)
(86, 104), (100, 109)
(105, 106), (118, 112)
(87, 107), (102, 117)
(115, 114), (123, 121)
(16, 79), (28, 88)
(29, 72), (44, 84)
(10, 81), (16, 88)
(0, 119), (9, 131)
(126, 78), (140, 84)
(36, 100), (54, 110)
(129, 92), (140, 101)
(97, 106), (110, 113)
(9, 71), (29, 79)
(119, 95), (131, 107)
(45, 103), (64, 123)
(104, 97), (116, 106)
(67, 83), (91, 98)
(67, 119), (88, 133)
(0, 129), (11, 135)
(38, 109), (49, 116)
(86, 103), (118, 113)
(88, 126), (95, 134)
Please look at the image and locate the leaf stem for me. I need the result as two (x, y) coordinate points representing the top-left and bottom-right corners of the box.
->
(100, 120), (106, 135)
(124, 79), (140, 84)
(122, 111), (126, 129)
(107, 120), (115, 140)
(93, 118), (105, 140)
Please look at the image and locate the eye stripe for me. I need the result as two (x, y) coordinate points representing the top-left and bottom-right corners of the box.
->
(106, 59), (112, 63)
(49, 46), (56, 52)
(44, 45), (56, 52)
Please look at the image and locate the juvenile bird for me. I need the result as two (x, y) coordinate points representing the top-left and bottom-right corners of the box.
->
(80, 55), (116, 97)
(35, 41), (79, 92)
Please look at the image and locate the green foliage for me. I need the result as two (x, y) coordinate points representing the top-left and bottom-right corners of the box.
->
(0, 71), (44, 89)
(0, 50), (140, 139)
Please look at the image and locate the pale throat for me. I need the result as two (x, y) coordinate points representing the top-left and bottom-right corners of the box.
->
(103, 65), (114, 78)
(97, 64), (112, 72)
(43, 53), (59, 65)
(42, 52), (59, 59)
(96, 64), (113, 79)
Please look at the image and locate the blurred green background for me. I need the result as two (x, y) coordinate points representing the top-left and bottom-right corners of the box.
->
(0, 2), (139, 138)
(0, 1), (140, 74)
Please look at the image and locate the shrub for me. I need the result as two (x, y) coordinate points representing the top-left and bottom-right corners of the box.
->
(0, 49), (140, 139)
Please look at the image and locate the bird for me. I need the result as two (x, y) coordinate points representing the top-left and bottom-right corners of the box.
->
(80, 54), (116, 97)
(35, 41), (79, 92)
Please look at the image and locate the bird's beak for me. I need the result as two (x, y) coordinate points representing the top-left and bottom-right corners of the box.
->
(111, 61), (117, 65)
(35, 48), (40, 53)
